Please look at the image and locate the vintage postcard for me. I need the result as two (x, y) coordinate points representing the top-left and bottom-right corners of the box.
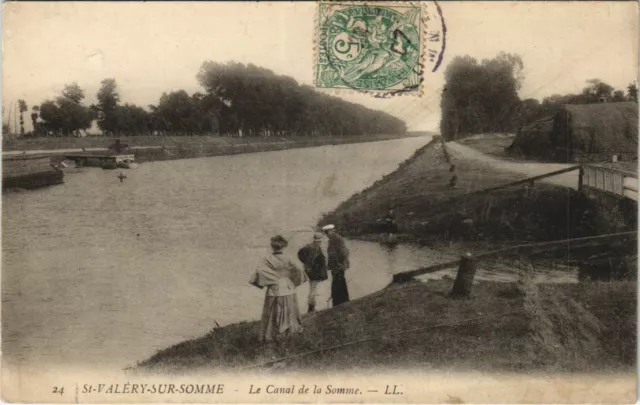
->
(1, 1), (638, 403)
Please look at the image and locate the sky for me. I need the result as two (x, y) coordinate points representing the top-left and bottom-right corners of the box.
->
(2, 1), (638, 132)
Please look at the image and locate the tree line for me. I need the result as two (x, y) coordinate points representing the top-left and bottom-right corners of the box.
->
(440, 52), (638, 140)
(16, 62), (406, 137)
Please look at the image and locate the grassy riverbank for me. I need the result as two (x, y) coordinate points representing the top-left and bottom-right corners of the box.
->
(135, 278), (635, 374)
(2, 132), (430, 154)
(319, 137), (635, 247)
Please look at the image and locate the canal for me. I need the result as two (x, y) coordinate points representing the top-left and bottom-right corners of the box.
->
(1, 136), (577, 372)
(3, 137), (438, 371)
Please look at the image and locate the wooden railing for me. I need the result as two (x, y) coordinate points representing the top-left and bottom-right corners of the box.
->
(392, 231), (638, 283)
(582, 165), (638, 201)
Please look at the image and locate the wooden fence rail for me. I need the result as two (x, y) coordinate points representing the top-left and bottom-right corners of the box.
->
(392, 231), (638, 283)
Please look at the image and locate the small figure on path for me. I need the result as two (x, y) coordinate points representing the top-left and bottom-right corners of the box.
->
(117, 173), (127, 183)
(322, 224), (350, 307)
(249, 235), (308, 342)
(108, 139), (131, 154)
(297, 232), (328, 313)
(381, 209), (398, 236)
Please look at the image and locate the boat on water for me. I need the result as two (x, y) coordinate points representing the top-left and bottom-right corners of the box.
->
(2, 154), (64, 190)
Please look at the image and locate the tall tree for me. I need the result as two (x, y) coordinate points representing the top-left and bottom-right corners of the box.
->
(39, 84), (95, 136)
(612, 90), (626, 102)
(114, 104), (151, 136)
(95, 78), (120, 135)
(627, 82), (638, 103)
(581, 79), (614, 103)
(31, 106), (39, 135)
(440, 52), (524, 139)
(18, 99), (27, 135)
(197, 61), (405, 137)
(61, 83), (85, 103)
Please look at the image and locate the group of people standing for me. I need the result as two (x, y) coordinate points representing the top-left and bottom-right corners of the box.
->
(249, 224), (350, 342)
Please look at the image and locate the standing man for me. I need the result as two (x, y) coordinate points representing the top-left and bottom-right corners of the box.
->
(108, 139), (131, 154)
(322, 224), (350, 306)
(297, 233), (328, 313)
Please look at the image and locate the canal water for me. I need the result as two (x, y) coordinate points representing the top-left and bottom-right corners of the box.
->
(1, 136), (575, 371)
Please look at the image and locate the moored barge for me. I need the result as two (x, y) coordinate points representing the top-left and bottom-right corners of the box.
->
(2, 154), (64, 190)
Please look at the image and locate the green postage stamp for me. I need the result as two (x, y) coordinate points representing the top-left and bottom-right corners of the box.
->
(315, 1), (446, 95)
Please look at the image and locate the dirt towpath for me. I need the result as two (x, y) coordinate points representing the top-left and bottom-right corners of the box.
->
(448, 141), (579, 189)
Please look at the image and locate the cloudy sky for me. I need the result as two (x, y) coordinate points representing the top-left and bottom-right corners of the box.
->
(2, 1), (638, 131)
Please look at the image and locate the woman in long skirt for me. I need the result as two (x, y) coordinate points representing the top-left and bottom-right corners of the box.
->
(249, 235), (308, 342)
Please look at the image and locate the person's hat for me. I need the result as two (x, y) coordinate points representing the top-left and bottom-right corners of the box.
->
(313, 232), (323, 241)
(321, 224), (335, 231)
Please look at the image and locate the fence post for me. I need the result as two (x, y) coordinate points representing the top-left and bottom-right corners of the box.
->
(451, 253), (477, 297)
(578, 166), (584, 192)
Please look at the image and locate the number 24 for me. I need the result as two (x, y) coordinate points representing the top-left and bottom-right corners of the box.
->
(53, 386), (65, 395)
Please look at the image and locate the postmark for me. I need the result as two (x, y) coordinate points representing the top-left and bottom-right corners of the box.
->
(315, 1), (446, 96)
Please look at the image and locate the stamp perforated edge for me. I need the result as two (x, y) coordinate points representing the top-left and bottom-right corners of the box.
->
(312, 0), (445, 98)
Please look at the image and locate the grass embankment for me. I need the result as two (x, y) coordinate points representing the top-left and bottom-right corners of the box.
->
(319, 137), (635, 247)
(136, 278), (635, 374)
(2, 132), (430, 155)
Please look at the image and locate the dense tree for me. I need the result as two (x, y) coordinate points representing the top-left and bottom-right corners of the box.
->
(61, 83), (85, 104)
(30, 106), (39, 135)
(148, 90), (216, 135)
(39, 84), (95, 136)
(627, 82), (638, 103)
(197, 61), (405, 136)
(95, 78), (121, 135)
(29, 62), (406, 137)
(580, 79), (614, 103)
(114, 104), (152, 136)
(612, 90), (626, 102)
(18, 99), (27, 135)
(518, 79), (636, 126)
(440, 52), (524, 139)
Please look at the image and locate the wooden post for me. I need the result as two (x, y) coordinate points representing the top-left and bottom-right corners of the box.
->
(578, 166), (584, 191)
(451, 253), (477, 297)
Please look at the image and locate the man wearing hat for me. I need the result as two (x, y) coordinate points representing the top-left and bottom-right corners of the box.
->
(322, 224), (350, 306)
(297, 233), (328, 313)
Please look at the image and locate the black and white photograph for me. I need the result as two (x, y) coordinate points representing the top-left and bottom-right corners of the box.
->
(1, 1), (638, 403)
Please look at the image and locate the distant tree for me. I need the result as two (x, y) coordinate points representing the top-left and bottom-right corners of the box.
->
(516, 98), (542, 125)
(39, 100), (62, 134)
(39, 84), (95, 136)
(612, 90), (627, 102)
(61, 83), (85, 104)
(95, 78), (120, 135)
(627, 82), (638, 103)
(30, 106), (39, 135)
(18, 99), (27, 135)
(513, 78), (636, 131)
(114, 104), (151, 136)
(580, 79), (614, 103)
(440, 52), (524, 139)
(197, 61), (405, 137)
